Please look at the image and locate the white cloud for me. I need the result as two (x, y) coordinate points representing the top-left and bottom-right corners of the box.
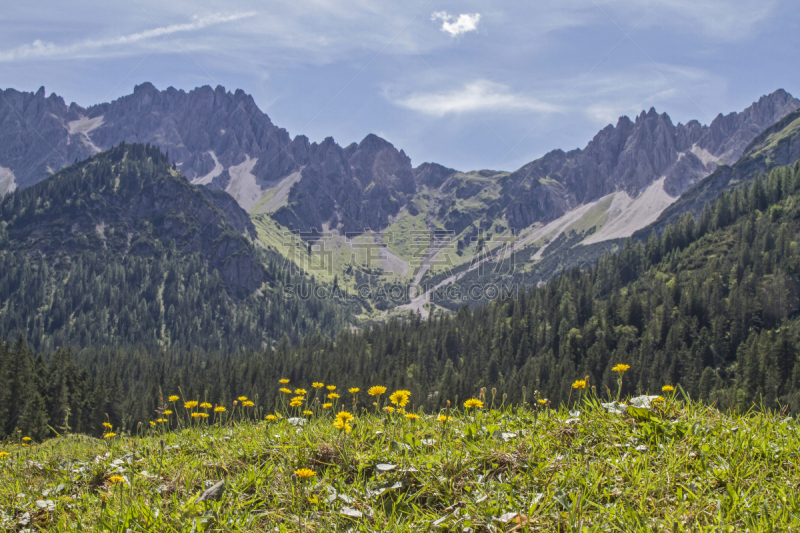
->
(394, 80), (559, 117)
(0, 12), (256, 62)
(431, 11), (481, 37)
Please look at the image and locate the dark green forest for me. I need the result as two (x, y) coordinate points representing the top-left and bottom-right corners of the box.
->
(5, 161), (800, 440)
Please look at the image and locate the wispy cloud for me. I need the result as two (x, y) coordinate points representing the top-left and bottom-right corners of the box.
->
(0, 12), (256, 62)
(431, 11), (481, 37)
(394, 80), (559, 116)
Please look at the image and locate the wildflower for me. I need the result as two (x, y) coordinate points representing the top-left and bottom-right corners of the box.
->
(368, 386), (387, 397)
(266, 414), (277, 421)
(436, 415), (451, 422)
(303, 410), (313, 416)
(328, 393), (340, 399)
(464, 398), (483, 409)
(397, 408), (406, 415)
(652, 396), (664, 403)
(405, 413), (419, 421)
(383, 406), (395, 413)
(108, 476), (126, 484)
(280, 388), (292, 394)
(157, 419), (167, 423)
(163, 410), (173, 416)
(214, 406), (226, 413)
(279, 379), (290, 384)
(612, 364), (631, 373)
(168, 395), (179, 402)
(333, 418), (352, 433)
(22, 437), (31, 442)
(294, 389), (308, 395)
(327, 385), (336, 391)
(572, 380), (587, 389)
(389, 390), (411, 407)
(290, 401), (303, 408)
(199, 413), (209, 418)
(0, 452), (8, 459)
(336, 411), (354, 423)
(200, 402), (212, 409)
(322, 403), (333, 409)
(191, 412), (201, 418)
(295, 468), (316, 479)
(242, 401), (255, 407)
(349, 388), (360, 394)
(102, 422), (113, 429)
(103, 432), (116, 439)
(291, 396), (305, 403)
(238, 396), (248, 402)
(537, 399), (548, 405)
(662, 385), (675, 392)
(184, 401), (198, 409)
(312, 382), (324, 388)
(149, 421), (156, 427)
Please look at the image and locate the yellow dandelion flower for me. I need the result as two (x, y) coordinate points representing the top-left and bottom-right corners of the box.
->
(295, 468), (315, 479)
(199, 413), (209, 418)
(294, 389), (308, 395)
(336, 411), (354, 423)
(383, 406), (395, 413)
(200, 402), (212, 409)
(537, 399), (548, 405)
(349, 388), (359, 394)
(157, 418), (167, 423)
(242, 401), (255, 407)
(108, 476), (126, 484)
(291, 396), (305, 403)
(279, 379), (290, 384)
(103, 432), (116, 439)
(280, 388), (292, 394)
(389, 390), (411, 407)
(333, 418), (352, 433)
(328, 393), (340, 399)
(662, 385), (675, 392)
(322, 403), (333, 409)
(22, 436), (32, 442)
(312, 382), (324, 388)
(652, 396), (664, 403)
(326, 385), (336, 391)
(214, 406), (226, 413)
(163, 410), (173, 416)
(405, 413), (419, 420)
(368, 386), (387, 396)
(303, 410), (313, 416)
(191, 412), (201, 418)
(184, 401), (198, 409)
(102, 422), (112, 429)
(0, 452), (8, 459)
(397, 408), (406, 415)
(612, 364), (630, 373)
(266, 414), (277, 421)
(436, 415), (451, 422)
(464, 398), (483, 409)
(149, 421), (156, 427)
(572, 380), (587, 389)
(238, 396), (248, 402)
(168, 395), (179, 402)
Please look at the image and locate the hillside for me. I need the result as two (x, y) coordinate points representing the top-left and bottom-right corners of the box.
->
(0, 144), (348, 352)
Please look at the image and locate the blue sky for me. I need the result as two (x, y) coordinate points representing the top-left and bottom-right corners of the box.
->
(2, 0), (798, 171)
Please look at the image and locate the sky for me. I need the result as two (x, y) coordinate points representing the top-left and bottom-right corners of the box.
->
(2, 0), (799, 172)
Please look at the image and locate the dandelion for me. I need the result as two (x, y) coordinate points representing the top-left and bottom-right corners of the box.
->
(349, 388), (360, 394)
(200, 402), (212, 409)
(242, 401), (255, 407)
(537, 399), (548, 405)
(612, 363), (631, 401)
(279, 379), (290, 384)
(168, 395), (179, 402)
(266, 414), (277, 421)
(405, 413), (419, 421)
(291, 396), (305, 403)
(303, 410), (313, 416)
(612, 364), (631, 374)
(0, 452), (8, 459)
(383, 406), (395, 413)
(436, 415), (451, 422)
(157, 419), (167, 423)
(108, 476), (126, 484)
(322, 403), (333, 409)
(280, 388), (292, 394)
(312, 382), (324, 388)
(295, 468), (316, 479)
(336, 411), (354, 423)
(464, 398), (483, 409)
(662, 385), (675, 392)
(103, 432), (116, 439)
(149, 421), (156, 427)
(163, 410), (173, 416)
(389, 390), (411, 407)
(184, 401), (198, 409)
(368, 386), (387, 397)
(327, 385), (336, 391)
(214, 406), (226, 413)
(333, 418), (352, 433)
(191, 412), (202, 418)
(397, 408), (406, 415)
(572, 380), (587, 389)
(328, 393), (340, 399)
(238, 396), (248, 402)
(652, 396), (664, 403)
(22, 437), (31, 442)
(102, 422), (113, 429)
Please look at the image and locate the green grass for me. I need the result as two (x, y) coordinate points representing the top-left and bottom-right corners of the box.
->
(2, 390), (799, 531)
